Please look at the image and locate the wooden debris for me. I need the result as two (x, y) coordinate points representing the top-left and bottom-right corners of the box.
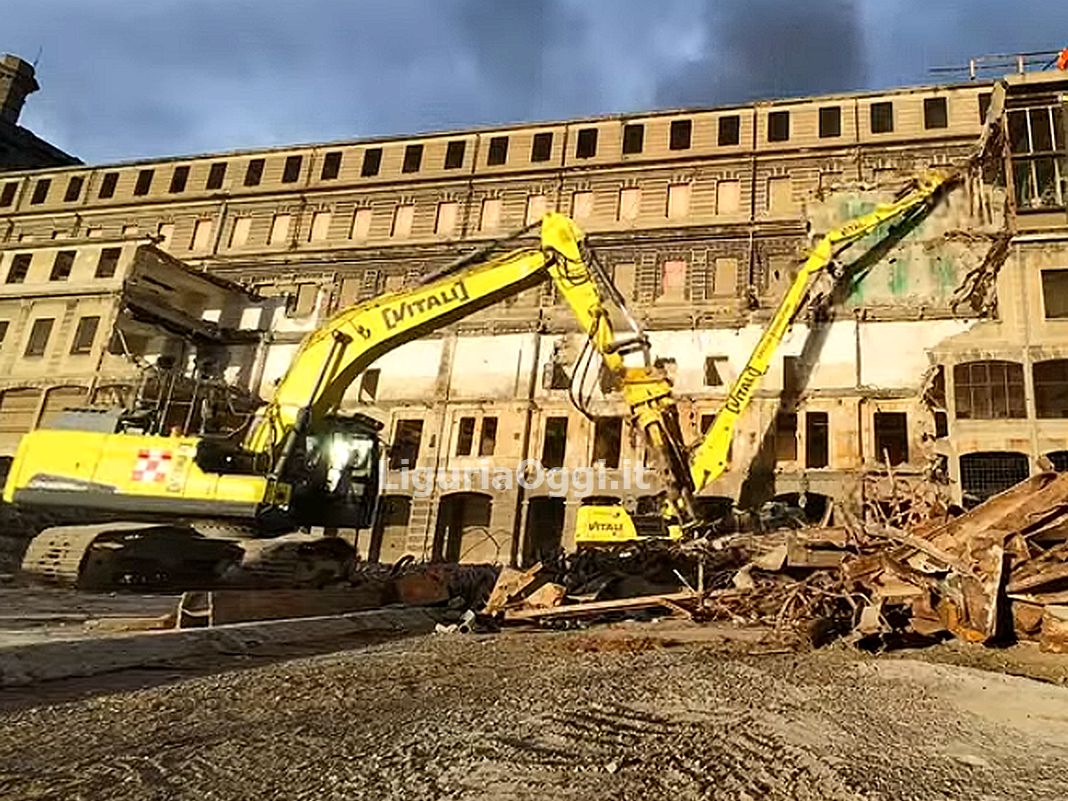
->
(504, 591), (700, 622)
(483, 562), (543, 615)
(1040, 606), (1068, 653)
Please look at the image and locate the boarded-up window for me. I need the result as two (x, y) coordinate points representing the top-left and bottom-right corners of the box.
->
(618, 187), (641, 221)
(308, 211), (332, 242)
(229, 217), (251, 248)
(660, 260), (687, 301)
(713, 257), (738, 296)
(571, 190), (594, 221)
(0, 389), (41, 435)
(351, 208), (373, 240)
(613, 263), (636, 300)
(716, 180), (741, 214)
(435, 201), (457, 236)
(479, 198), (501, 231)
(268, 214), (291, 245)
(525, 194), (548, 225)
(805, 412), (829, 468)
(874, 411), (908, 465)
(190, 219), (213, 251)
(25, 318), (54, 357)
(389, 419), (423, 469)
(338, 276), (361, 307)
(541, 417), (568, 468)
(666, 183), (691, 219)
(479, 417), (498, 457)
(287, 283), (317, 318)
(456, 417), (476, 456)
(767, 177), (793, 212)
(95, 247), (121, 278)
(156, 223), (175, 249)
(70, 316), (100, 355)
(593, 417), (622, 469)
(390, 205), (414, 238)
(49, 250), (75, 281)
(775, 412), (798, 462)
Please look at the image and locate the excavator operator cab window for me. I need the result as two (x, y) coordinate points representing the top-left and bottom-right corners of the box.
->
(305, 429), (378, 495)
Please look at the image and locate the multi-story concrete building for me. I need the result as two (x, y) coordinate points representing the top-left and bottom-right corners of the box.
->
(0, 62), (1065, 567)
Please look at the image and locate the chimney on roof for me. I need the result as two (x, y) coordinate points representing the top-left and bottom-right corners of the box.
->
(0, 54), (40, 125)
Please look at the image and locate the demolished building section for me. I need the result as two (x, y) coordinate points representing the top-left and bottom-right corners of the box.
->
(0, 64), (1065, 567)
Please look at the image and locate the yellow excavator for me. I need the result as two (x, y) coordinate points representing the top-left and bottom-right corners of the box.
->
(4, 83), (1004, 587)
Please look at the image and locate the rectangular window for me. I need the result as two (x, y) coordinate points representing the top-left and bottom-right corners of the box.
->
(525, 194), (547, 225)
(541, 416), (568, 468)
(718, 115), (740, 146)
(206, 162), (227, 190)
(571, 190), (594, 221)
(924, 97), (948, 130)
(666, 183), (691, 219)
(361, 148), (382, 177)
(95, 247), (121, 278)
(576, 128), (598, 158)
(286, 283), (317, 318)
(487, 136), (509, 166)
(622, 123), (644, 155)
(613, 263), (635, 300)
(320, 151), (342, 180)
(819, 106), (841, 138)
(49, 250), (75, 281)
(871, 101), (894, 133)
(767, 110), (790, 142)
(479, 417), (498, 457)
(874, 411), (908, 465)
(390, 204), (414, 238)
(350, 207), (373, 240)
(435, 201), (458, 236)
(358, 368), (380, 402)
(775, 412), (798, 462)
(63, 175), (84, 202)
(156, 223), (175, 249)
(479, 197), (502, 231)
(455, 417), (476, 456)
(0, 182), (17, 207)
(30, 178), (51, 205)
(229, 217), (252, 248)
(389, 419), (424, 470)
(244, 158), (265, 186)
(268, 213), (291, 245)
(6, 253), (31, 284)
(1008, 104), (1066, 210)
(1042, 270), (1068, 318)
(618, 187), (641, 221)
(133, 169), (154, 196)
(669, 119), (692, 150)
(767, 176), (793, 212)
(24, 318), (54, 357)
(401, 144), (423, 174)
(978, 92), (993, 124)
(704, 356), (725, 386)
(530, 132), (553, 162)
(716, 180), (741, 214)
(307, 211), (331, 242)
(282, 155), (303, 183)
(98, 172), (118, 199)
(713, 257), (738, 296)
(190, 219), (213, 251)
(0, 320), (7, 347)
(783, 355), (802, 397)
(954, 361), (1026, 419)
(593, 417), (623, 469)
(169, 165), (189, 193)
(660, 260), (687, 301)
(69, 316), (100, 355)
(805, 411), (829, 468)
(122, 224), (139, 237)
(86, 228), (102, 238)
(444, 140), (466, 169)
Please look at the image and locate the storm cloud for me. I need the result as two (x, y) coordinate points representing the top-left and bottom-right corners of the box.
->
(4, 0), (1068, 163)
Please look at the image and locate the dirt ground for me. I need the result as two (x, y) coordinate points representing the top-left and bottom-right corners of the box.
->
(1, 624), (1067, 801)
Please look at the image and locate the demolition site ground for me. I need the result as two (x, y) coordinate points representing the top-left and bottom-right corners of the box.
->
(1, 626), (1067, 801)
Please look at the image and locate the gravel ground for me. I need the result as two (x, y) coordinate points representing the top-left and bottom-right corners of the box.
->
(0, 626), (1067, 801)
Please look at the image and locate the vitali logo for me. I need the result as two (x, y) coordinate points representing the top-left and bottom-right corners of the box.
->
(381, 280), (470, 330)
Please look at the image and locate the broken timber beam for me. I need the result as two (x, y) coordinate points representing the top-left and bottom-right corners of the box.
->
(504, 591), (700, 622)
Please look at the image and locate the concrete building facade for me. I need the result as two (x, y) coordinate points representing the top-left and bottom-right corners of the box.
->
(0, 66), (1065, 566)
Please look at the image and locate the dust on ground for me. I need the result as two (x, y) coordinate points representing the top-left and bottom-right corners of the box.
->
(1, 623), (1067, 801)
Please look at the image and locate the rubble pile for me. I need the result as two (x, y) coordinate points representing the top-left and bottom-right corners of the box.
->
(482, 473), (1068, 653)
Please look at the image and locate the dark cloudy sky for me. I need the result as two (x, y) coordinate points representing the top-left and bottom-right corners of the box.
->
(6, 0), (1068, 164)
